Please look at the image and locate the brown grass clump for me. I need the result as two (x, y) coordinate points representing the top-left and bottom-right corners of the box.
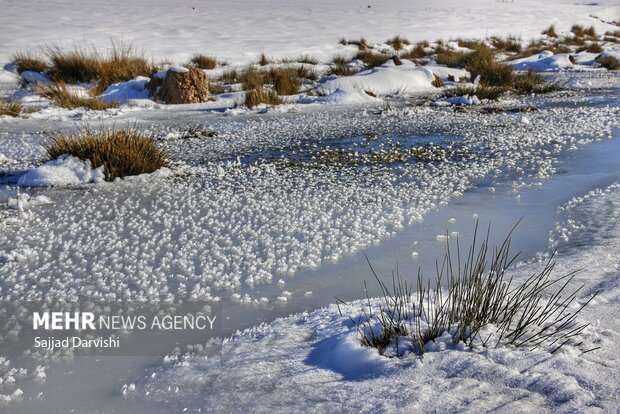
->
(46, 43), (154, 95)
(443, 85), (506, 101)
(45, 127), (166, 181)
(40, 82), (118, 110)
(330, 63), (358, 76)
(542, 25), (558, 38)
(258, 53), (271, 66)
(240, 67), (265, 90)
(266, 67), (302, 95)
(456, 39), (488, 51)
(431, 74), (445, 88)
(340, 37), (369, 50)
(597, 55), (620, 70)
(584, 42), (603, 53)
(245, 87), (282, 107)
(93, 45), (154, 94)
(460, 47), (514, 87)
(490, 36), (522, 53)
(387, 35), (410, 51)
(571, 24), (596, 38)
(280, 55), (319, 65)
(221, 68), (240, 84)
(606, 30), (620, 38)
(435, 47), (469, 67)
(512, 71), (562, 94)
(401, 43), (428, 60)
(355, 50), (391, 68)
(13, 52), (48, 74)
(47, 46), (102, 83)
(0, 99), (23, 117)
(190, 54), (217, 69)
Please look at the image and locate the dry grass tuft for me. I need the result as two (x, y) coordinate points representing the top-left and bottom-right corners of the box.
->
(443, 85), (506, 101)
(456, 39), (488, 51)
(387, 35), (410, 51)
(542, 25), (558, 38)
(330, 63), (358, 76)
(281, 55), (319, 65)
(190, 54), (217, 69)
(266, 67), (302, 95)
(597, 55), (620, 70)
(435, 46), (469, 67)
(583, 42), (603, 53)
(339, 224), (598, 357)
(0, 99), (23, 117)
(490, 36), (522, 53)
(431, 74), (445, 88)
(512, 71), (562, 95)
(244, 87), (282, 107)
(46, 43), (154, 95)
(46, 127), (166, 180)
(355, 50), (390, 68)
(240, 67), (265, 91)
(257, 53), (271, 66)
(401, 43), (428, 60)
(13, 52), (49, 74)
(40, 82), (118, 110)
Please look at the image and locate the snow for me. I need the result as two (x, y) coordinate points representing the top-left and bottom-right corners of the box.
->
(1, 0), (618, 66)
(133, 182), (620, 413)
(302, 62), (436, 104)
(98, 76), (151, 105)
(20, 71), (51, 86)
(17, 155), (105, 187)
(510, 52), (574, 72)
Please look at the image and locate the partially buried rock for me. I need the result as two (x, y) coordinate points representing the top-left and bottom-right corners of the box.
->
(149, 66), (209, 104)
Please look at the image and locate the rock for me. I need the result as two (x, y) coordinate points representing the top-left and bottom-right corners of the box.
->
(149, 67), (209, 104)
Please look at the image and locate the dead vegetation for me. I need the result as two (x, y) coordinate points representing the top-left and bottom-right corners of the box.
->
(189, 54), (217, 69)
(39, 82), (118, 110)
(45, 126), (167, 180)
(12, 52), (48, 74)
(45, 43), (154, 95)
(0, 99), (23, 117)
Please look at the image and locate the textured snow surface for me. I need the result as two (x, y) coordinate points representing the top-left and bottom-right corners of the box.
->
(132, 183), (620, 413)
(1, 100), (618, 304)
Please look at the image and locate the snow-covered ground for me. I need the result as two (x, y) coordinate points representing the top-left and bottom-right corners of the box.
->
(0, 0), (618, 65)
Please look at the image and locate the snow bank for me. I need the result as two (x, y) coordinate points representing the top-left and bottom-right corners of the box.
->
(509, 51), (574, 72)
(17, 155), (105, 187)
(303, 61), (435, 104)
(98, 76), (151, 104)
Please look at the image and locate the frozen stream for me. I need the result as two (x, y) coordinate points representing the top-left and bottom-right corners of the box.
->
(5, 125), (620, 414)
(1, 72), (619, 412)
